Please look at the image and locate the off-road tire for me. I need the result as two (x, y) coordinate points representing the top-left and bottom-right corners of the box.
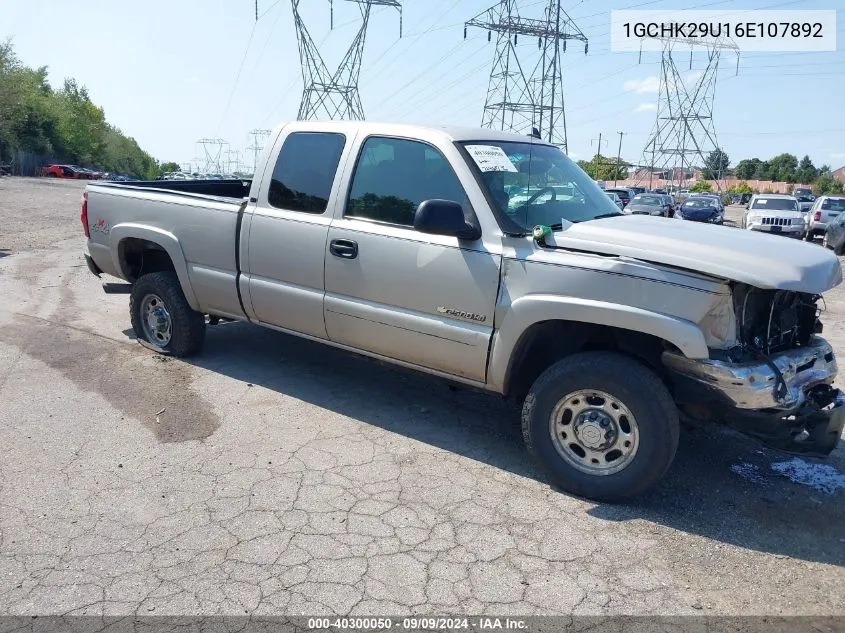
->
(130, 271), (205, 357)
(521, 351), (680, 502)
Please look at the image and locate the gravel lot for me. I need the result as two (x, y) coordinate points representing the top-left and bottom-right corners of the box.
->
(0, 176), (843, 616)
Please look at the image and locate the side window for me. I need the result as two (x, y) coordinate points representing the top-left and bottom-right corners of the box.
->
(268, 132), (345, 213)
(346, 137), (467, 226)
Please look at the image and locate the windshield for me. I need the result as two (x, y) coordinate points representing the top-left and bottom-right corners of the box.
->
(684, 199), (714, 208)
(821, 198), (845, 211)
(461, 141), (620, 230)
(631, 195), (662, 206)
(751, 198), (798, 211)
(796, 195), (813, 202)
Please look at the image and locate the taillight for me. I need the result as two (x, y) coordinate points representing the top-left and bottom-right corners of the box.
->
(814, 211), (821, 221)
(81, 191), (90, 237)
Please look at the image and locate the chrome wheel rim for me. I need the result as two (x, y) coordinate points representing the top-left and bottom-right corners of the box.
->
(549, 389), (640, 476)
(823, 234), (829, 248)
(140, 294), (172, 348)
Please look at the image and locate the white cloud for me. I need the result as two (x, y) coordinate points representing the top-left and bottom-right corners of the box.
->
(185, 76), (200, 84)
(684, 70), (703, 84)
(830, 152), (845, 160)
(623, 76), (660, 94)
(634, 102), (657, 113)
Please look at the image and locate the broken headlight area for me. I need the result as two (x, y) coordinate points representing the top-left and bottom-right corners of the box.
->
(733, 285), (822, 357)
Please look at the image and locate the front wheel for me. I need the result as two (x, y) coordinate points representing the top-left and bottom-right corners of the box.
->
(130, 271), (206, 357)
(521, 352), (680, 502)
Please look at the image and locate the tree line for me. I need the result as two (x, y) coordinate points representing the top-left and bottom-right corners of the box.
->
(576, 147), (843, 196)
(0, 40), (173, 179)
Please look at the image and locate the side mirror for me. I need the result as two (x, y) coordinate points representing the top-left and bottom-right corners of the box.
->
(414, 199), (481, 241)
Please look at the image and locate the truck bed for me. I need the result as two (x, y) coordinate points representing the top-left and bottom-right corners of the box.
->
(101, 178), (252, 200)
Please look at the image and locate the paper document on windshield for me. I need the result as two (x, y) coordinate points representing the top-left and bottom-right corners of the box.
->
(465, 145), (518, 173)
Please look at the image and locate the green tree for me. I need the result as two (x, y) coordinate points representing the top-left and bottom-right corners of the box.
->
(160, 162), (181, 174)
(576, 154), (627, 181)
(727, 181), (753, 194)
(796, 155), (817, 184)
(767, 153), (799, 182)
(0, 39), (159, 178)
(813, 174), (844, 196)
(734, 158), (761, 180)
(753, 160), (771, 180)
(690, 180), (713, 193)
(701, 148), (730, 179)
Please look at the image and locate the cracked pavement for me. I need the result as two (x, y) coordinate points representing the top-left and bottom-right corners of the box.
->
(0, 177), (843, 616)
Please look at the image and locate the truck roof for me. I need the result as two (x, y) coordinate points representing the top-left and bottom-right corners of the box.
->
(273, 120), (555, 146)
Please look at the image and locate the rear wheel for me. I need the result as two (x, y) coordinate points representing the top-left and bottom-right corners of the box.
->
(130, 271), (205, 357)
(521, 352), (679, 502)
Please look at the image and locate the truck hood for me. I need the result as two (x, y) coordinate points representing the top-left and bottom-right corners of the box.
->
(545, 215), (842, 294)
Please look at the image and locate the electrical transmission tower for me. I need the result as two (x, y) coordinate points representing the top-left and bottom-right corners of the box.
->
(247, 129), (272, 173)
(225, 149), (243, 175)
(465, 0), (586, 153)
(196, 138), (229, 174)
(635, 35), (739, 191)
(292, 0), (402, 121)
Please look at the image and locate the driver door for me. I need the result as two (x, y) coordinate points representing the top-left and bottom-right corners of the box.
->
(323, 135), (501, 382)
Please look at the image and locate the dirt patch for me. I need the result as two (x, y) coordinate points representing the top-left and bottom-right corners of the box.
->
(0, 314), (220, 443)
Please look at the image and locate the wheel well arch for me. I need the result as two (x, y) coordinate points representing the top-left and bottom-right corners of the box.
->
(502, 320), (681, 401)
(118, 237), (177, 283)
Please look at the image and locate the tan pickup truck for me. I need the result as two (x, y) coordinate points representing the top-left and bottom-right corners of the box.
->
(82, 121), (845, 501)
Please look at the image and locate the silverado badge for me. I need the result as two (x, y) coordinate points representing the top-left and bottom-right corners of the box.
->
(437, 306), (487, 322)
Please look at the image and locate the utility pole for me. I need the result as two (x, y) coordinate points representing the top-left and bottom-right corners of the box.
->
(614, 131), (624, 187)
(591, 133), (607, 179)
(247, 129), (271, 174)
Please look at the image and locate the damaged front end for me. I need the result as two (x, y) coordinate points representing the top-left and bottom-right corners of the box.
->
(664, 284), (845, 456)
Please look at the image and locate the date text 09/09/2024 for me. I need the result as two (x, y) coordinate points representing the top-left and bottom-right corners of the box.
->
(306, 618), (528, 630)
(623, 21), (823, 39)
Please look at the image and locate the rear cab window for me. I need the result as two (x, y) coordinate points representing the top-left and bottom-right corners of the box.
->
(267, 132), (346, 213)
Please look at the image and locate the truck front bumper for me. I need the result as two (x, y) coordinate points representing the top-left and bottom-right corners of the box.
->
(663, 337), (845, 455)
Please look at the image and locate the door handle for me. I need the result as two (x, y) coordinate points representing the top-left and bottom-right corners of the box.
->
(330, 238), (358, 259)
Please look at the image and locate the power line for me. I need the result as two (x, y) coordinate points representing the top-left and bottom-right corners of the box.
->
(216, 21), (259, 136)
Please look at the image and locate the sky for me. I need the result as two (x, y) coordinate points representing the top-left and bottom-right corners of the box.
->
(3, 0), (844, 172)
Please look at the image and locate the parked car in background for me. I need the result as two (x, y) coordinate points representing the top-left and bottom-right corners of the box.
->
(689, 193), (725, 213)
(604, 187), (633, 207)
(44, 164), (83, 179)
(742, 194), (804, 237)
(658, 193), (676, 217)
(624, 193), (669, 216)
(605, 191), (624, 210)
(795, 192), (815, 214)
(629, 186), (647, 196)
(822, 212), (845, 254)
(676, 197), (724, 224)
(804, 196), (845, 241)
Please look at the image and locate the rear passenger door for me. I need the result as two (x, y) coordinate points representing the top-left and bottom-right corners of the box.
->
(323, 135), (501, 382)
(243, 129), (351, 339)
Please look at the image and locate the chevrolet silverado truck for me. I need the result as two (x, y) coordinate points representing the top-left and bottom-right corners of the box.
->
(82, 121), (845, 501)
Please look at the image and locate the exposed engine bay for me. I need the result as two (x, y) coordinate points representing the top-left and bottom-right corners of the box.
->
(732, 285), (822, 357)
